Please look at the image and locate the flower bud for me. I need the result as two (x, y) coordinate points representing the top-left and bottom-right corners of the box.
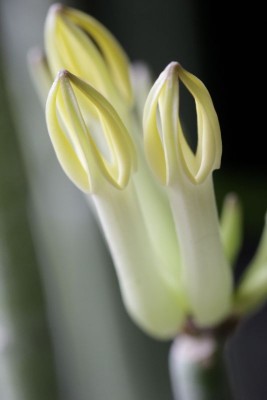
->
(143, 63), (232, 326)
(235, 214), (267, 314)
(143, 62), (221, 186)
(46, 70), (135, 193)
(45, 4), (132, 107)
(220, 193), (242, 264)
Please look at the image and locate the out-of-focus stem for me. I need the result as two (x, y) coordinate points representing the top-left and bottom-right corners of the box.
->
(169, 333), (233, 400)
(0, 67), (59, 400)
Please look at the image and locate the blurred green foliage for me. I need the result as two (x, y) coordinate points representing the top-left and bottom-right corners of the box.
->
(0, 65), (59, 399)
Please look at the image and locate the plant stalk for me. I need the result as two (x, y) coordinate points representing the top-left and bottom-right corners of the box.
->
(169, 333), (233, 400)
(0, 66), (59, 400)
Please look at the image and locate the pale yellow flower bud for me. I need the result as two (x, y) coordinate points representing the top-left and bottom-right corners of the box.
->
(45, 4), (132, 107)
(143, 63), (232, 326)
(143, 62), (221, 186)
(46, 69), (135, 193)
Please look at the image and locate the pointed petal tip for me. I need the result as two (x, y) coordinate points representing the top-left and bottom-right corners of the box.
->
(57, 69), (69, 79)
(225, 192), (239, 205)
(165, 61), (181, 77)
(48, 3), (65, 16)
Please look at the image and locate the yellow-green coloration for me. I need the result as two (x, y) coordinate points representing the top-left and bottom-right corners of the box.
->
(234, 214), (267, 314)
(220, 193), (243, 265)
(31, 4), (267, 339)
(45, 4), (132, 108)
(92, 181), (186, 339)
(143, 63), (232, 326)
(46, 70), (135, 193)
(45, 68), (185, 339)
(143, 62), (221, 186)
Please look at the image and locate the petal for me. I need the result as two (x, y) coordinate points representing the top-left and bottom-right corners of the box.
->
(46, 70), (135, 193)
(45, 4), (132, 106)
(143, 62), (222, 186)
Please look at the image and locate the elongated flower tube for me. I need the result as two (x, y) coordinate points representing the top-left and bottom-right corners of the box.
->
(143, 62), (232, 326)
(31, 4), (267, 346)
(45, 4), (132, 110)
(45, 69), (186, 339)
(43, 5), (182, 292)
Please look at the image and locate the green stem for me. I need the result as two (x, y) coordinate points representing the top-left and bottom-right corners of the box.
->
(92, 181), (184, 339)
(169, 333), (233, 400)
(168, 176), (232, 326)
(0, 67), (59, 399)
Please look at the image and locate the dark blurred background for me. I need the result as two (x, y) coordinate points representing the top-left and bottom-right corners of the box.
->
(74, 0), (265, 168)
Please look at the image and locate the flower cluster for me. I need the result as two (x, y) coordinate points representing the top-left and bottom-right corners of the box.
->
(29, 4), (267, 339)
